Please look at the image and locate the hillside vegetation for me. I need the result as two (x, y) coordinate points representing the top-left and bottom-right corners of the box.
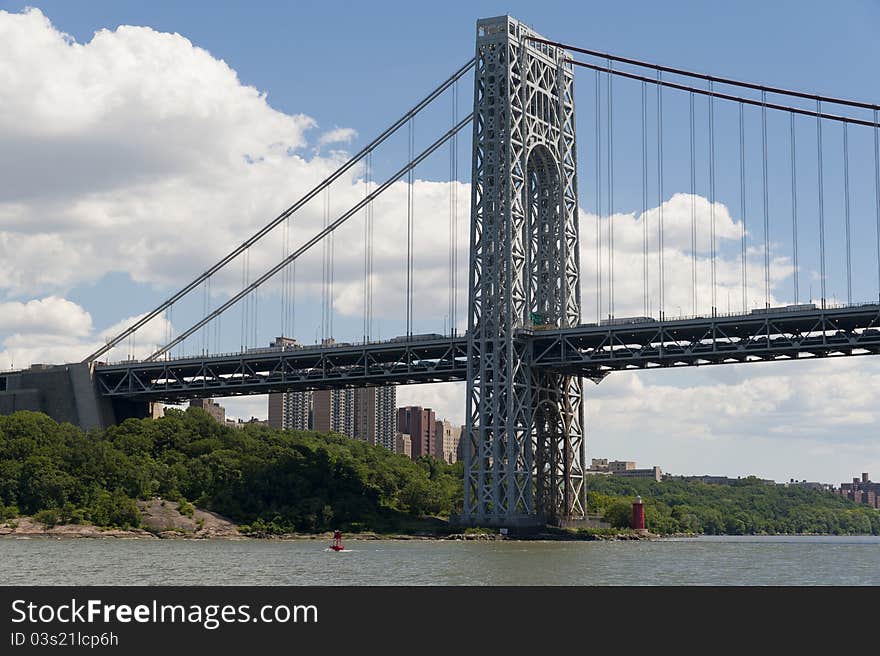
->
(0, 409), (876, 536)
(585, 475), (880, 535)
(0, 409), (462, 534)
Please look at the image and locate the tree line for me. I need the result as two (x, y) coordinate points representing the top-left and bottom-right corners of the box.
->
(0, 409), (461, 533)
(585, 475), (880, 535)
(0, 409), (876, 535)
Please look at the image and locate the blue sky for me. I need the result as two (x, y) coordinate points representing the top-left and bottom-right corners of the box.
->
(1, 1), (879, 484)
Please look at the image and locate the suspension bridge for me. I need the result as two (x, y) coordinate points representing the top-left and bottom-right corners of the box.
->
(3, 15), (880, 528)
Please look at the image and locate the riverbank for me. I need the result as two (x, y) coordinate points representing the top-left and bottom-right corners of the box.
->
(0, 501), (659, 541)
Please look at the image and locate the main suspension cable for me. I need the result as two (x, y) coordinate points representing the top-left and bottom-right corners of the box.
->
(84, 58), (475, 363)
(566, 58), (878, 128)
(147, 113), (473, 361)
(526, 35), (880, 112)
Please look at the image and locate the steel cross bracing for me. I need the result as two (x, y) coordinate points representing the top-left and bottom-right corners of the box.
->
(462, 16), (584, 528)
(529, 304), (880, 375)
(95, 336), (469, 402)
(94, 303), (880, 400)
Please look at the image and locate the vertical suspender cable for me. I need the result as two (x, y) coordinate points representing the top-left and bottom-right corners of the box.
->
(595, 70), (602, 323)
(202, 279), (208, 354)
(657, 71), (665, 319)
(215, 279), (221, 354)
(168, 305), (173, 360)
(407, 118), (414, 336)
(689, 92), (697, 315)
(290, 258), (296, 343)
(253, 286), (258, 348)
(206, 278), (212, 354)
(449, 83), (458, 335)
(642, 81), (649, 317)
(875, 109), (880, 301)
(448, 83), (454, 335)
(364, 151), (372, 341)
(843, 123), (852, 304)
(449, 80), (459, 335)
(281, 214), (289, 338)
(761, 90), (770, 308)
(246, 249), (252, 348)
(329, 192), (334, 339)
(709, 81), (717, 315)
(320, 193), (325, 342)
(817, 100), (826, 308)
(369, 165), (374, 338)
(843, 122), (852, 304)
(607, 59), (614, 318)
(740, 103), (747, 311)
(240, 252), (247, 351)
(321, 189), (326, 340)
(790, 113), (799, 304)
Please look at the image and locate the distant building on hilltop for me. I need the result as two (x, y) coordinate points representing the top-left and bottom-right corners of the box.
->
(587, 458), (662, 482)
(189, 398), (225, 424)
(615, 466), (663, 482)
(226, 417), (268, 429)
(665, 475), (776, 486)
(786, 479), (833, 492)
(838, 473), (880, 509)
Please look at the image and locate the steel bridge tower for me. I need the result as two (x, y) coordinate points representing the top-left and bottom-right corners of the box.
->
(463, 16), (585, 527)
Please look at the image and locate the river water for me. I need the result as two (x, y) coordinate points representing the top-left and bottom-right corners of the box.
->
(1, 535), (878, 586)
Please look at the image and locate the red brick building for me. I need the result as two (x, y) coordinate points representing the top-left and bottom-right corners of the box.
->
(396, 406), (436, 459)
(838, 473), (880, 509)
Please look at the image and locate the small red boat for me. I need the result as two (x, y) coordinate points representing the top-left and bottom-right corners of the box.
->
(330, 530), (344, 551)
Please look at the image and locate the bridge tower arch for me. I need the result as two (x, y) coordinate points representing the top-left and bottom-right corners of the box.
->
(463, 15), (585, 527)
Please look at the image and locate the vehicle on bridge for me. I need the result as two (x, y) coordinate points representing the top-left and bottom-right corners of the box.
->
(390, 333), (446, 342)
(750, 303), (817, 315)
(598, 316), (656, 327)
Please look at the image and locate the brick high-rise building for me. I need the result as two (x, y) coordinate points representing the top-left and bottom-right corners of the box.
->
(354, 386), (397, 449)
(434, 419), (461, 463)
(268, 390), (311, 430)
(313, 388), (355, 437)
(396, 406), (436, 459)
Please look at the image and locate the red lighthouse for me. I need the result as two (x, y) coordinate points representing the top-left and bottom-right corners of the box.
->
(631, 495), (646, 531)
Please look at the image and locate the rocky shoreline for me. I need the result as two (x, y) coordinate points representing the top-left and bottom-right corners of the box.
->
(0, 497), (664, 541)
(0, 521), (659, 542)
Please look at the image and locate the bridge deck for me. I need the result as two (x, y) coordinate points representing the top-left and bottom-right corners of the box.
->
(94, 304), (880, 402)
